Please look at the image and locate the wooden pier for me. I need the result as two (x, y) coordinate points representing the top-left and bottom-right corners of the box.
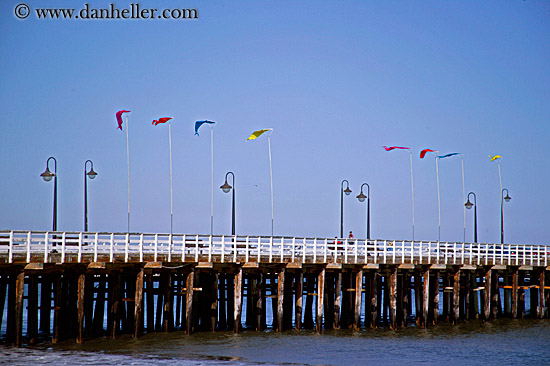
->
(0, 230), (549, 346)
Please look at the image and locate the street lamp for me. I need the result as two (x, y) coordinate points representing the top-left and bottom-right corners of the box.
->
(220, 172), (235, 235)
(501, 188), (511, 244)
(340, 180), (351, 238)
(465, 192), (477, 243)
(356, 183), (370, 240)
(84, 160), (97, 231)
(40, 157), (57, 231)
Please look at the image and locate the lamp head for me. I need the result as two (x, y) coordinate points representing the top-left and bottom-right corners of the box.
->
(220, 181), (232, 193)
(356, 192), (367, 202)
(344, 187), (352, 196)
(40, 168), (54, 182)
(504, 194), (511, 202)
(87, 168), (98, 179)
(465, 200), (473, 210)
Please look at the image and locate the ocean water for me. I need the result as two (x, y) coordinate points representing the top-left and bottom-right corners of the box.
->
(1, 319), (550, 366)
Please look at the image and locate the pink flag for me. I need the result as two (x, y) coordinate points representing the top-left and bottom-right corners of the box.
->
(116, 110), (131, 130)
(152, 117), (173, 126)
(383, 146), (410, 151)
(420, 149), (437, 159)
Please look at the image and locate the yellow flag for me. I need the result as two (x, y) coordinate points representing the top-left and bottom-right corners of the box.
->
(489, 155), (502, 162)
(247, 128), (272, 140)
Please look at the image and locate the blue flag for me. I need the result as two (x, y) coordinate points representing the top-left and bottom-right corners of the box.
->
(194, 120), (216, 136)
(438, 152), (461, 159)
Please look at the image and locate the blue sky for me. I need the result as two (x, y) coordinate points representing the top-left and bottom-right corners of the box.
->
(0, 0), (549, 245)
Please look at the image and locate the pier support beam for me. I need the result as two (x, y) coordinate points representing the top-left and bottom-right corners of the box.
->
(370, 272), (378, 328)
(27, 275), (38, 345)
(186, 270), (195, 334)
(316, 267), (325, 332)
(511, 268), (518, 319)
(333, 272), (341, 329)
(295, 270), (303, 330)
(76, 273), (86, 344)
(354, 269), (363, 330)
(234, 267), (243, 333)
(277, 268), (285, 332)
(389, 267), (397, 330)
(134, 269), (144, 338)
(432, 270), (440, 325)
(422, 269), (429, 328)
(452, 269), (460, 325)
(538, 269), (546, 319)
(14, 271), (24, 347)
(484, 268), (491, 320)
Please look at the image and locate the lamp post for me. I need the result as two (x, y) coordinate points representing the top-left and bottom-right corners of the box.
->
(220, 172), (235, 235)
(465, 192), (477, 243)
(356, 183), (370, 240)
(40, 157), (57, 231)
(501, 188), (511, 244)
(84, 160), (98, 231)
(340, 180), (351, 238)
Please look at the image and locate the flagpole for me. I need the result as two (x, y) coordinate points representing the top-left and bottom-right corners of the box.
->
(409, 151), (415, 241)
(126, 115), (130, 233)
(268, 134), (274, 237)
(436, 156), (441, 242)
(210, 125), (214, 236)
(169, 122), (173, 236)
(461, 156), (466, 243)
(498, 160), (502, 197)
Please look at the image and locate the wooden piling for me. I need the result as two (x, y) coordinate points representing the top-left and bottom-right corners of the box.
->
(234, 267), (243, 333)
(277, 268), (285, 332)
(389, 267), (397, 330)
(146, 273), (154, 332)
(432, 270), (440, 325)
(304, 274), (314, 329)
(218, 272), (227, 330)
(452, 269), (460, 325)
(211, 273), (218, 331)
(492, 270), (500, 319)
(109, 271), (121, 338)
(511, 268), (518, 319)
(333, 272), (342, 329)
(401, 271), (409, 328)
(76, 273), (86, 343)
(0, 274), (7, 338)
(484, 268), (491, 320)
(538, 270), (545, 319)
(316, 267), (325, 332)
(414, 271), (422, 328)
(52, 274), (62, 344)
(186, 270), (194, 334)
(295, 270), (303, 330)
(422, 269), (429, 328)
(14, 271), (24, 347)
(134, 269), (144, 338)
(370, 272), (378, 328)
(27, 275), (38, 344)
(354, 269), (363, 330)
(163, 272), (173, 332)
(257, 273), (264, 331)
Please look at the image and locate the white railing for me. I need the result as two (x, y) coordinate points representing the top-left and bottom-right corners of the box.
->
(0, 230), (548, 267)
